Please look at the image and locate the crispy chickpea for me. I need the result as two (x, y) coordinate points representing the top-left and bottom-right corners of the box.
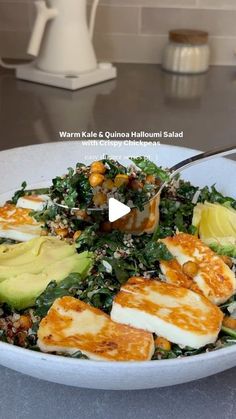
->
(103, 178), (115, 190)
(55, 227), (69, 238)
(114, 174), (129, 188)
(73, 230), (82, 241)
(223, 316), (236, 330)
(130, 179), (143, 191)
(221, 255), (233, 269)
(19, 315), (32, 330)
(100, 221), (112, 233)
(93, 192), (107, 206)
(90, 161), (106, 174)
(89, 173), (105, 187)
(146, 175), (156, 184)
(182, 261), (198, 278)
(155, 336), (171, 351)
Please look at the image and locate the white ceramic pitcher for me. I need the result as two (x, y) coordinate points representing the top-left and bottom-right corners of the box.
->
(28, 0), (99, 75)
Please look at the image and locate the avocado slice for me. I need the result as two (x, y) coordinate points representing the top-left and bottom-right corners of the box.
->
(192, 202), (236, 257)
(0, 251), (92, 310)
(0, 237), (76, 282)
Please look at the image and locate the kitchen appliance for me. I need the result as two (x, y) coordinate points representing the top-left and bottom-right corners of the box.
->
(16, 0), (117, 90)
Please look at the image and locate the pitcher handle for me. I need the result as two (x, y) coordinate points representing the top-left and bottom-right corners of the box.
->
(27, 0), (58, 57)
(89, 0), (99, 39)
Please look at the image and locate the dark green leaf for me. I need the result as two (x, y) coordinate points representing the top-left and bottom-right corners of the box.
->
(137, 241), (174, 267)
(50, 168), (92, 209)
(130, 156), (170, 182)
(70, 350), (88, 359)
(75, 225), (98, 250)
(221, 325), (236, 338)
(30, 205), (58, 223)
(103, 257), (135, 284)
(0, 330), (8, 343)
(11, 181), (27, 204)
(199, 185), (236, 208)
(102, 157), (126, 178)
(35, 273), (83, 317)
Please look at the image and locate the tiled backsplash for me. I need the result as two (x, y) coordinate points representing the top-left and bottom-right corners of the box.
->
(0, 0), (236, 64)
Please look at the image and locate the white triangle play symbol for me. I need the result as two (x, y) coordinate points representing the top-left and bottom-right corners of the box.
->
(108, 198), (131, 222)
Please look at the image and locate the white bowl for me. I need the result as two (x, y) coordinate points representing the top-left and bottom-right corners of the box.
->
(0, 142), (235, 390)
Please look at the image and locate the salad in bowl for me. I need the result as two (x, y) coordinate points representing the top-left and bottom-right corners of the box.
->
(0, 155), (236, 363)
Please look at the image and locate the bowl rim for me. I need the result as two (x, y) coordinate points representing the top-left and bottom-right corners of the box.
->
(0, 142), (236, 369)
(1, 338), (236, 368)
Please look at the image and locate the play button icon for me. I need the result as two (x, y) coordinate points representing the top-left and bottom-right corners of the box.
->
(108, 198), (131, 222)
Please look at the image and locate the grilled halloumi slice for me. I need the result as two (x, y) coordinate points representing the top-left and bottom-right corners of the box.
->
(17, 195), (49, 211)
(161, 233), (236, 305)
(0, 204), (42, 242)
(37, 296), (154, 361)
(111, 277), (223, 349)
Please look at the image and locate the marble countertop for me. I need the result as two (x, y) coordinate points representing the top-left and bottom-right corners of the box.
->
(0, 64), (236, 419)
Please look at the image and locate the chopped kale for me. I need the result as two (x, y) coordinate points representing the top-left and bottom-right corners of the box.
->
(0, 329), (7, 342)
(199, 185), (236, 209)
(30, 205), (58, 223)
(35, 273), (84, 317)
(130, 156), (170, 182)
(50, 168), (93, 209)
(219, 294), (236, 310)
(136, 241), (174, 267)
(11, 184), (49, 205)
(175, 181), (198, 201)
(102, 257), (136, 284)
(158, 196), (194, 235)
(11, 181), (27, 204)
(124, 182), (156, 211)
(221, 326), (236, 339)
(75, 225), (98, 250)
(70, 351), (89, 359)
(152, 343), (214, 360)
(102, 157), (126, 178)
